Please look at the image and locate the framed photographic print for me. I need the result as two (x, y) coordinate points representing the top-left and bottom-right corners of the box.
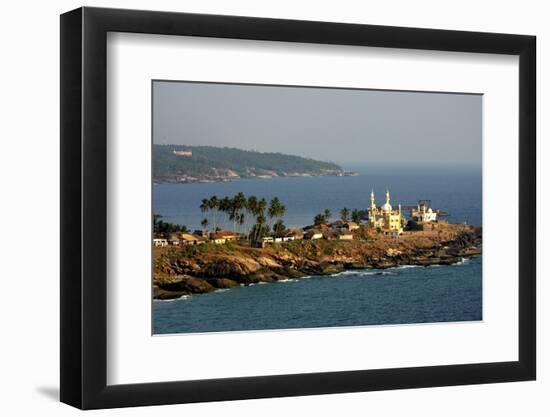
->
(60, 7), (536, 409)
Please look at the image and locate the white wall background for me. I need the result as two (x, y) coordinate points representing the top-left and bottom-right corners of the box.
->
(0, 0), (545, 415)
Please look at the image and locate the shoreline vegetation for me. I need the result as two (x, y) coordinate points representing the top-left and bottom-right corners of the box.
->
(153, 144), (358, 184)
(153, 222), (482, 300)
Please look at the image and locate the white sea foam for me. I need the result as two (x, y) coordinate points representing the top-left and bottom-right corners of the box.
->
(154, 294), (191, 302)
(330, 269), (396, 278)
(277, 278), (299, 283)
(452, 257), (469, 266)
(332, 270), (360, 277)
(394, 265), (420, 269)
(214, 289), (230, 293)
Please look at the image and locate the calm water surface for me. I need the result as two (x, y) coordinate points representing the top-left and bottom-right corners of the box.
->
(153, 167), (482, 230)
(154, 256), (482, 334)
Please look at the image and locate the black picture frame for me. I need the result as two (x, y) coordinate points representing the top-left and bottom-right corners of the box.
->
(60, 6), (536, 410)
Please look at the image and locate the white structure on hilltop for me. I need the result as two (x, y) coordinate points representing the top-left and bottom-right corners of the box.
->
(173, 149), (193, 157)
(367, 189), (405, 234)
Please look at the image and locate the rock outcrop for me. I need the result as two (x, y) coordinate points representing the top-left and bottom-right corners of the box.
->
(153, 224), (482, 299)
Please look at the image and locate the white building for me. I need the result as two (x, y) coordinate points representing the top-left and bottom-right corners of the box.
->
(411, 200), (438, 223)
(153, 238), (168, 247)
(173, 149), (192, 157)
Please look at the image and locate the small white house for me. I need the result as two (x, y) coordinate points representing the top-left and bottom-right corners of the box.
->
(337, 232), (354, 240)
(304, 230), (323, 240)
(344, 222), (360, 231)
(153, 238), (168, 247)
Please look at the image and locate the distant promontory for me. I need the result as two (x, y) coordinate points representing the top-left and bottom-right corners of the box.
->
(153, 144), (357, 184)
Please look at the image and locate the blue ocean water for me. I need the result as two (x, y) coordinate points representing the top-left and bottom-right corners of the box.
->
(153, 166), (482, 231)
(154, 256), (482, 334)
(153, 167), (482, 334)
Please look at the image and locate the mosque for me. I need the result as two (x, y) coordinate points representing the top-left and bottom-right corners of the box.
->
(367, 190), (405, 234)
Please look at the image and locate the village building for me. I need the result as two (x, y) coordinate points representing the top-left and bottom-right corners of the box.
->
(209, 230), (239, 244)
(173, 149), (192, 157)
(336, 231), (354, 240)
(251, 236), (275, 248)
(323, 230), (354, 240)
(193, 229), (209, 238)
(287, 228), (304, 240)
(322, 231), (336, 240)
(168, 232), (181, 246)
(343, 222), (359, 231)
(367, 190), (405, 234)
(153, 238), (168, 247)
(179, 233), (200, 245)
(304, 230), (323, 240)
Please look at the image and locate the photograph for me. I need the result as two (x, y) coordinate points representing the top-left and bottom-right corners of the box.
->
(151, 80), (483, 335)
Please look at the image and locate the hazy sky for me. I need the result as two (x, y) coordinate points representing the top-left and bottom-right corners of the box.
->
(153, 81), (482, 169)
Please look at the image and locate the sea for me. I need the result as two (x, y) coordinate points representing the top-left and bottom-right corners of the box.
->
(153, 166), (482, 334)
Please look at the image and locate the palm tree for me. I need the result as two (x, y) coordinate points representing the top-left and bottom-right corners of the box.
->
(201, 218), (209, 234)
(208, 196), (219, 230)
(250, 198), (267, 242)
(252, 214), (268, 242)
(200, 198), (210, 219)
(273, 219), (286, 235)
(351, 209), (361, 224)
(314, 213), (325, 226)
(245, 195), (258, 237)
(268, 197), (286, 230)
(257, 198), (267, 218)
(340, 207), (350, 222)
(237, 212), (245, 234)
(229, 192), (246, 232)
(219, 196), (231, 229)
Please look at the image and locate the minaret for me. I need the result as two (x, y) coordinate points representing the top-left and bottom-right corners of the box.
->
(385, 189), (390, 206)
(370, 189), (376, 210)
(398, 203), (401, 216)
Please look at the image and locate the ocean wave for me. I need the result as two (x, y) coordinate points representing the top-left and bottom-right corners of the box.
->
(332, 270), (361, 277)
(214, 289), (230, 293)
(154, 294), (191, 302)
(277, 278), (299, 283)
(331, 270), (396, 278)
(393, 265), (420, 269)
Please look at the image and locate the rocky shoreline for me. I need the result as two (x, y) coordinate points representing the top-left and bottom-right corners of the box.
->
(153, 170), (358, 185)
(153, 224), (482, 300)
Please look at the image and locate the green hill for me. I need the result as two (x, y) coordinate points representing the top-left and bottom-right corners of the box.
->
(153, 144), (345, 183)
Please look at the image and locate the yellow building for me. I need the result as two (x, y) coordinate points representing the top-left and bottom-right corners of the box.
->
(367, 190), (404, 234)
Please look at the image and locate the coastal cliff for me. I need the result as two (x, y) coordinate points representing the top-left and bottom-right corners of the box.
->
(153, 144), (356, 183)
(153, 224), (482, 300)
